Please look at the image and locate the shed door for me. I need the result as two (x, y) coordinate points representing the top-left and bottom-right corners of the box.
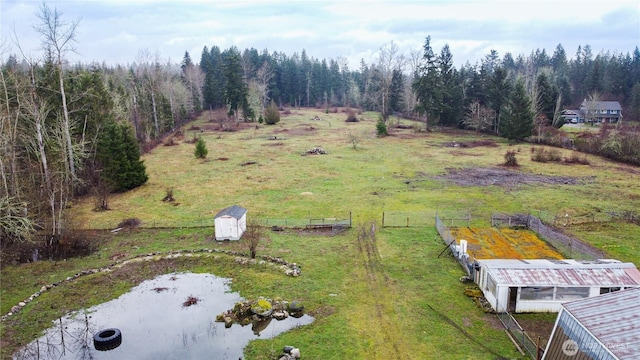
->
(508, 287), (517, 313)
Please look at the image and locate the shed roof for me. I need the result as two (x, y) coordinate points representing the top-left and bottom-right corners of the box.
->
(478, 259), (640, 287)
(562, 287), (640, 359)
(214, 205), (247, 219)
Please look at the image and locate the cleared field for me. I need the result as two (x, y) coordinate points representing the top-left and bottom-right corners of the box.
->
(450, 227), (564, 259)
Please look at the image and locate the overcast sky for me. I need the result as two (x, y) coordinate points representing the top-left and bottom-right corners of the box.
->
(1, 0), (639, 69)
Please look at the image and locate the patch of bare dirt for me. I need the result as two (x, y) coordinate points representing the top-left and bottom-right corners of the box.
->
(442, 139), (498, 148)
(513, 314), (556, 349)
(617, 165), (640, 175)
(434, 167), (592, 188)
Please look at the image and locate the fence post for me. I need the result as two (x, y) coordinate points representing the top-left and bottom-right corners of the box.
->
(382, 212), (385, 227)
(349, 211), (352, 228)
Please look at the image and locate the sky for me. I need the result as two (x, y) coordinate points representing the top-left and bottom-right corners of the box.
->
(1, 0), (639, 69)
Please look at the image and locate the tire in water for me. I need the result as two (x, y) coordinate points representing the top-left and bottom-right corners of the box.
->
(93, 328), (122, 351)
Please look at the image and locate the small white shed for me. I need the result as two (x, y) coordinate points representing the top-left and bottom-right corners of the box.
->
(475, 259), (640, 313)
(214, 205), (247, 241)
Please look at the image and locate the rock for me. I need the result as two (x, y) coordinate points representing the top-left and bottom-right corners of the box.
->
(288, 300), (304, 313)
(224, 317), (233, 328)
(18, 302), (26, 307)
(273, 311), (288, 320)
(40, 286), (47, 292)
(283, 345), (294, 354)
(250, 298), (273, 317)
(290, 348), (301, 358)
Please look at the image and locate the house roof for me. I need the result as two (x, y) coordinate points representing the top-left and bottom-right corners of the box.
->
(562, 287), (640, 359)
(214, 205), (247, 219)
(478, 259), (640, 287)
(579, 100), (622, 111)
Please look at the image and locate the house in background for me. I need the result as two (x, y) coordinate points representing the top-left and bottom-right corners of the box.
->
(562, 101), (623, 124)
(542, 287), (640, 359)
(214, 205), (247, 241)
(561, 109), (583, 124)
(579, 100), (623, 124)
(474, 259), (640, 313)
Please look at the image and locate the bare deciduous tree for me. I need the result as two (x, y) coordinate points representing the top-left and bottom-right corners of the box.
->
(376, 41), (405, 122)
(244, 217), (265, 259)
(463, 101), (495, 134)
(35, 3), (80, 188)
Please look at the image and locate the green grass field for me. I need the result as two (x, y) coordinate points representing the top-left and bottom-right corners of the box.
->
(2, 108), (639, 359)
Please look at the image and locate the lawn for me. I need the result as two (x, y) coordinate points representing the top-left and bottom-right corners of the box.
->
(2, 108), (639, 359)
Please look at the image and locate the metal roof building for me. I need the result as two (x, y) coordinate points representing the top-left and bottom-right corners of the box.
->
(214, 205), (247, 241)
(475, 259), (640, 313)
(542, 287), (640, 359)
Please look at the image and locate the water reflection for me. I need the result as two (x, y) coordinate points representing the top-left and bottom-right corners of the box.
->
(14, 273), (313, 360)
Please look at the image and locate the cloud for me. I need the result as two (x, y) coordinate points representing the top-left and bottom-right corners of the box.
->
(2, 0), (638, 69)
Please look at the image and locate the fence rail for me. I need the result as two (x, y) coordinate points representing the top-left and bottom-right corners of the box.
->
(497, 312), (544, 359)
(85, 214), (353, 231)
(381, 211), (435, 227)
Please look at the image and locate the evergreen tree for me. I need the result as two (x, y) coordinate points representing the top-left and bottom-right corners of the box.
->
(438, 44), (464, 126)
(535, 72), (557, 123)
(263, 100), (280, 124)
(500, 79), (534, 141)
(389, 69), (404, 113)
(96, 122), (148, 192)
(487, 67), (511, 133)
(413, 36), (441, 126)
(194, 137), (208, 159)
(222, 46), (248, 120)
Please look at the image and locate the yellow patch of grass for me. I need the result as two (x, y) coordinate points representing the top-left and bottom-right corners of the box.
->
(450, 227), (563, 259)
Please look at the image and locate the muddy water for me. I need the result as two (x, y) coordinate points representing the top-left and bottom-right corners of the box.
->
(14, 273), (313, 360)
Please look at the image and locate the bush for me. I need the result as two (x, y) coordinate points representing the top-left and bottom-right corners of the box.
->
(345, 108), (359, 122)
(264, 101), (280, 125)
(194, 137), (208, 159)
(503, 150), (518, 167)
(531, 147), (562, 163)
(376, 116), (388, 137)
(563, 154), (591, 165)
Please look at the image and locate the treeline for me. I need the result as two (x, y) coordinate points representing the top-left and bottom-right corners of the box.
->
(0, 5), (204, 252)
(198, 39), (640, 123)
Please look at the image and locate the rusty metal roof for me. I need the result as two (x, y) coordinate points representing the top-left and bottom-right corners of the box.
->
(478, 259), (640, 287)
(562, 287), (640, 359)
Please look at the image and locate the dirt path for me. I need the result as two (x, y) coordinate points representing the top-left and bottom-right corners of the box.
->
(352, 222), (406, 359)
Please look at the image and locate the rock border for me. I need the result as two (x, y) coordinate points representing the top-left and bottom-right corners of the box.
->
(1, 248), (301, 321)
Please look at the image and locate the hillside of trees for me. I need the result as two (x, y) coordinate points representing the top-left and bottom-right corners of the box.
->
(1, 3), (640, 255)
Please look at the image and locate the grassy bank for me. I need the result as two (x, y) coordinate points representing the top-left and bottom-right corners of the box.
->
(2, 108), (639, 359)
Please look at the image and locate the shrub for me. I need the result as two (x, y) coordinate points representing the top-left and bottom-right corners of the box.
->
(118, 218), (141, 228)
(264, 101), (280, 125)
(531, 147), (562, 163)
(194, 137), (208, 159)
(376, 116), (388, 137)
(345, 108), (359, 122)
(563, 154), (591, 165)
(503, 150), (518, 167)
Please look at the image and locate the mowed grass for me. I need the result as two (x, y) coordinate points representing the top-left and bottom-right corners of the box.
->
(2, 108), (640, 359)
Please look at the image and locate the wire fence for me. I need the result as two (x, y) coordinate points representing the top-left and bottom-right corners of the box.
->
(81, 213), (352, 231)
(497, 312), (545, 360)
(381, 211), (436, 227)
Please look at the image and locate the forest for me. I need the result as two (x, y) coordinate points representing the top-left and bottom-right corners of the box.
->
(1, 4), (640, 255)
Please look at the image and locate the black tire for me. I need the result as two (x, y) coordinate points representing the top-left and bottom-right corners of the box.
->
(93, 328), (122, 351)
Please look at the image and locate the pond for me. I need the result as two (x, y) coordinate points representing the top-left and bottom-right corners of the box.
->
(14, 273), (313, 360)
